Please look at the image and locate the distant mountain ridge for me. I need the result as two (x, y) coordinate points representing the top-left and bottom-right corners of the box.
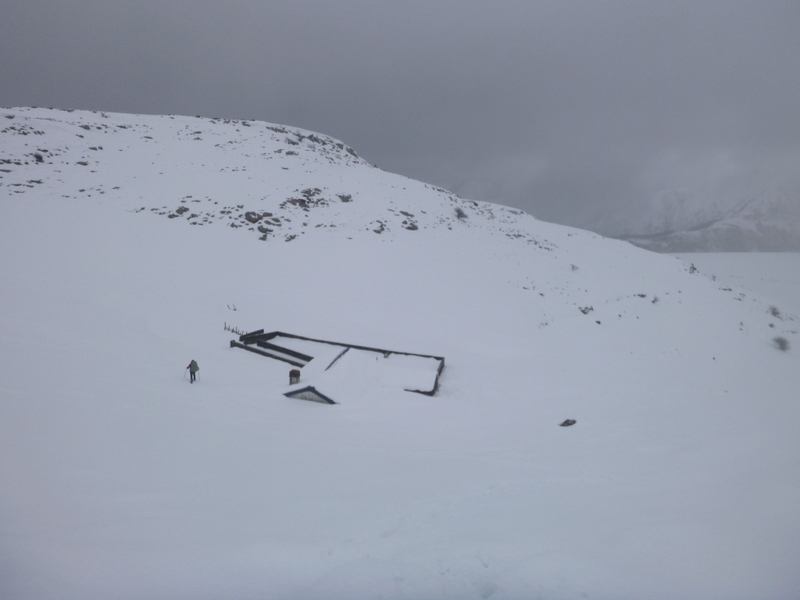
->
(600, 192), (800, 252)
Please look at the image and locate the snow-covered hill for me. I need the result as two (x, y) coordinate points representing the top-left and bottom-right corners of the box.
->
(2, 108), (800, 599)
(0, 107), (539, 245)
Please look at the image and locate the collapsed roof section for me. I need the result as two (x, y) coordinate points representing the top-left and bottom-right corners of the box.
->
(283, 386), (337, 405)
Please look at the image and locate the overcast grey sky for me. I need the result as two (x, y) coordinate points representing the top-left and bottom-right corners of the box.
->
(2, 1), (799, 229)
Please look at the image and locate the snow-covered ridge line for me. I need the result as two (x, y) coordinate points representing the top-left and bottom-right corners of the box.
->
(2, 106), (365, 163)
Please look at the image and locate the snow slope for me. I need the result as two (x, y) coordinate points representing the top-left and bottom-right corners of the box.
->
(675, 253), (800, 318)
(2, 108), (800, 600)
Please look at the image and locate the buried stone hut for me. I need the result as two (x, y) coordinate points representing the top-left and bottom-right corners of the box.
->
(230, 330), (445, 404)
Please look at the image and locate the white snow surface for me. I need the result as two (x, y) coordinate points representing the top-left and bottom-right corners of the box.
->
(2, 108), (800, 599)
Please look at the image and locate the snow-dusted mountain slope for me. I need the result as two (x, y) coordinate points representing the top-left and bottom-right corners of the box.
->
(599, 192), (800, 252)
(2, 108), (800, 600)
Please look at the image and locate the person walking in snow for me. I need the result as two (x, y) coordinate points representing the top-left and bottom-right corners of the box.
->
(187, 359), (199, 383)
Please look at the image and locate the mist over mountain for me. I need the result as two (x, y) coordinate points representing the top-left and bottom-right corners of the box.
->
(587, 190), (800, 252)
